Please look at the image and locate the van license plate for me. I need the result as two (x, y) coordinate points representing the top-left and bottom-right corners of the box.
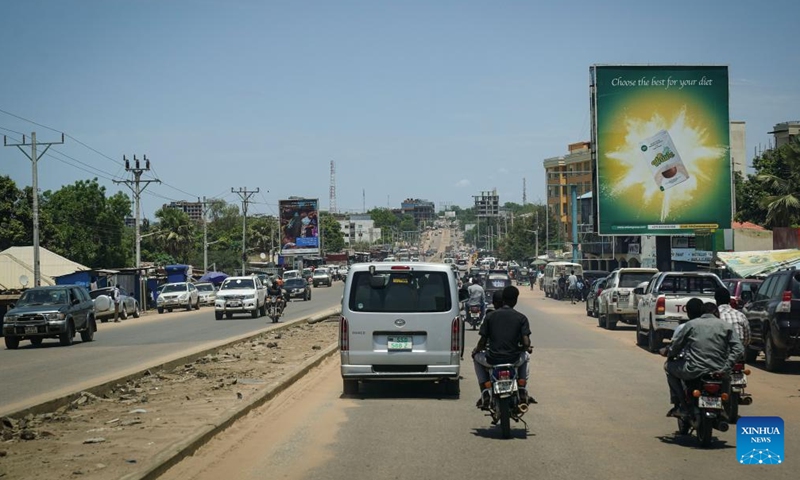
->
(699, 396), (722, 409)
(387, 336), (412, 350)
(25, 326), (38, 334)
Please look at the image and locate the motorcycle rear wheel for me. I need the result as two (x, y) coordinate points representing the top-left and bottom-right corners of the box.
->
(697, 417), (713, 448)
(498, 397), (512, 439)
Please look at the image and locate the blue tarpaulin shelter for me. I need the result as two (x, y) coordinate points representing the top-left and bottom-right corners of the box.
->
(198, 271), (228, 285)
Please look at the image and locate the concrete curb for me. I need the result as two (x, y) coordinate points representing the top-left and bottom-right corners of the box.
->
(3, 306), (341, 419)
(120, 342), (340, 480)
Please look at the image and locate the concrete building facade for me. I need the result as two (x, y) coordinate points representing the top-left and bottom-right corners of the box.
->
(338, 215), (382, 245)
(543, 142), (593, 245)
(164, 200), (204, 223)
(400, 198), (435, 225)
(770, 121), (800, 148)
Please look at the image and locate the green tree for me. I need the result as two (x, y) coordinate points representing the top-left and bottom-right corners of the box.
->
(320, 213), (345, 253)
(153, 207), (196, 263)
(40, 179), (131, 267)
(367, 208), (400, 230)
(0, 176), (30, 250)
(753, 137), (800, 227)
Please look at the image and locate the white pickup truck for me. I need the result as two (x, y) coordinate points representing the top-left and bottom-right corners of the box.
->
(634, 271), (726, 352)
(598, 268), (659, 329)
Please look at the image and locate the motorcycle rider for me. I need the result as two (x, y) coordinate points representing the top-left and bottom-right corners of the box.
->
(714, 287), (751, 359)
(466, 277), (486, 320)
(472, 286), (535, 409)
(661, 297), (744, 418)
(266, 279), (285, 314)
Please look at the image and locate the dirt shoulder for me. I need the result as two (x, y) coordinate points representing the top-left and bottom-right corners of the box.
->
(0, 319), (339, 480)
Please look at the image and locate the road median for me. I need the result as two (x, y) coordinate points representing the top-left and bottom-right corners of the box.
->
(0, 307), (342, 480)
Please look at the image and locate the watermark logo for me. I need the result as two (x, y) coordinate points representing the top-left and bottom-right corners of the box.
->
(737, 416), (784, 465)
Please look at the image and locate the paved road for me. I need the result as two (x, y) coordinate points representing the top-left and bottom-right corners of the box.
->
(164, 287), (800, 480)
(0, 284), (344, 415)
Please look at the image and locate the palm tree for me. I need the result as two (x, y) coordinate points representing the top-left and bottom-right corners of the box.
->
(757, 137), (800, 227)
(154, 207), (196, 263)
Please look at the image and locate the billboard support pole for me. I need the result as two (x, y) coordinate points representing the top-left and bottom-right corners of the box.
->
(571, 185), (579, 263)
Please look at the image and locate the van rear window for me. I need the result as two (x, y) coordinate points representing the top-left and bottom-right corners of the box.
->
(349, 271), (452, 313)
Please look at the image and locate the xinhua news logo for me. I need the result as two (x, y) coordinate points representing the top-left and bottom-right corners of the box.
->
(737, 416), (784, 465)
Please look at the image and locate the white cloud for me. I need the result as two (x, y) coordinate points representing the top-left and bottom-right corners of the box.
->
(455, 179), (471, 187)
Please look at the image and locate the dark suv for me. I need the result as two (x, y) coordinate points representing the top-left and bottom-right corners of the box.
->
(2, 285), (97, 349)
(742, 268), (800, 371)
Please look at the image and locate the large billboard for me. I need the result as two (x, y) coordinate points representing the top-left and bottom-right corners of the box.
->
(591, 65), (731, 235)
(279, 198), (320, 255)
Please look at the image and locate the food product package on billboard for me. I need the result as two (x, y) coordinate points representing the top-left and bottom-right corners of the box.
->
(640, 129), (689, 191)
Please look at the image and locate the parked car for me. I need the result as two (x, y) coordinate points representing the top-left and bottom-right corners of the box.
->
(742, 268), (800, 371)
(634, 272), (725, 352)
(90, 286), (140, 322)
(585, 276), (609, 318)
(723, 278), (763, 310)
(285, 278), (311, 301)
(214, 276), (267, 319)
(3, 285), (96, 349)
(157, 282), (200, 314)
(195, 282), (217, 306)
(597, 268), (659, 329)
(312, 268), (333, 287)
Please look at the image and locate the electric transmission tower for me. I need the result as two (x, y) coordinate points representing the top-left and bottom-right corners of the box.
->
(329, 160), (337, 214)
(114, 155), (160, 308)
(523, 177), (527, 205)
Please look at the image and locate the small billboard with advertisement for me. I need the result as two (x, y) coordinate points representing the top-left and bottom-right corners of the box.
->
(279, 198), (320, 255)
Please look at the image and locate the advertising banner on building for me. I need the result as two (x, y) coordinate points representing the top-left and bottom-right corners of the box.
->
(279, 198), (320, 255)
(591, 65), (731, 235)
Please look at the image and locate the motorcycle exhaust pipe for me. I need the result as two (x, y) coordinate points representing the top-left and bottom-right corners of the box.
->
(717, 421), (730, 432)
(739, 396), (753, 405)
(517, 403), (529, 414)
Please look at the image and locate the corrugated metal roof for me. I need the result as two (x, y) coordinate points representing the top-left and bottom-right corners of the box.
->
(0, 246), (90, 289)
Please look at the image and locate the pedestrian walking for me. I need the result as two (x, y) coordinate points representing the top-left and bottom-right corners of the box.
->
(113, 284), (121, 322)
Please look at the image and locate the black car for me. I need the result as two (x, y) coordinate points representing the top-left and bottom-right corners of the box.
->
(284, 278), (311, 301)
(586, 277), (608, 318)
(742, 267), (800, 371)
(2, 285), (96, 349)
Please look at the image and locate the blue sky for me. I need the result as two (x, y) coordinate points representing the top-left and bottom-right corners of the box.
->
(1, 0), (798, 219)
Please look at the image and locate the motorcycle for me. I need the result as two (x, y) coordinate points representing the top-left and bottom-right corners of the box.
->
(676, 372), (731, 448)
(267, 295), (283, 323)
(477, 356), (530, 439)
(466, 304), (483, 330)
(727, 362), (753, 423)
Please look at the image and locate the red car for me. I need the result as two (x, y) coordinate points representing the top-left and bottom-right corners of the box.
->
(722, 278), (763, 309)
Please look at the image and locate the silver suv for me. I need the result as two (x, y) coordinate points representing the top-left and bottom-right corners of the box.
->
(157, 282), (200, 314)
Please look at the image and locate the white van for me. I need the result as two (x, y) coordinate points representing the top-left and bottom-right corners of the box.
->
(543, 262), (584, 299)
(340, 262), (462, 396)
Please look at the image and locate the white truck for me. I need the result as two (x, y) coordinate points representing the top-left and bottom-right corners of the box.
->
(598, 268), (659, 329)
(634, 271), (726, 352)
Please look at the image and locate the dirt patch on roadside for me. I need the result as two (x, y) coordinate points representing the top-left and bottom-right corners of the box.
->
(0, 320), (339, 480)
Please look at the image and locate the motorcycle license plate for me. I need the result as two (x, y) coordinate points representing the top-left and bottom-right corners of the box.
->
(493, 380), (515, 395)
(731, 373), (746, 386)
(387, 336), (412, 351)
(699, 396), (722, 409)
(25, 326), (38, 334)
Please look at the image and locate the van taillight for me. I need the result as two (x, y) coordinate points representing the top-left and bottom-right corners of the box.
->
(451, 317), (460, 352)
(656, 297), (666, 315)
(777, 290), (792, 313)
(339, 316), (349, 351)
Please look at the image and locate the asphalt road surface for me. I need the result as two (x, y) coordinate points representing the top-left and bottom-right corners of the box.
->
(163, 286), (800, 480)
(0, 283), (344, 415)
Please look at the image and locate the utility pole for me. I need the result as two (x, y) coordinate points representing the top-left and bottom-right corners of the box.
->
(202, 197), (210, 273)
(4, 132), (64, 286)
(114, 155), (159, 308)
(232, 187), (259, 275)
